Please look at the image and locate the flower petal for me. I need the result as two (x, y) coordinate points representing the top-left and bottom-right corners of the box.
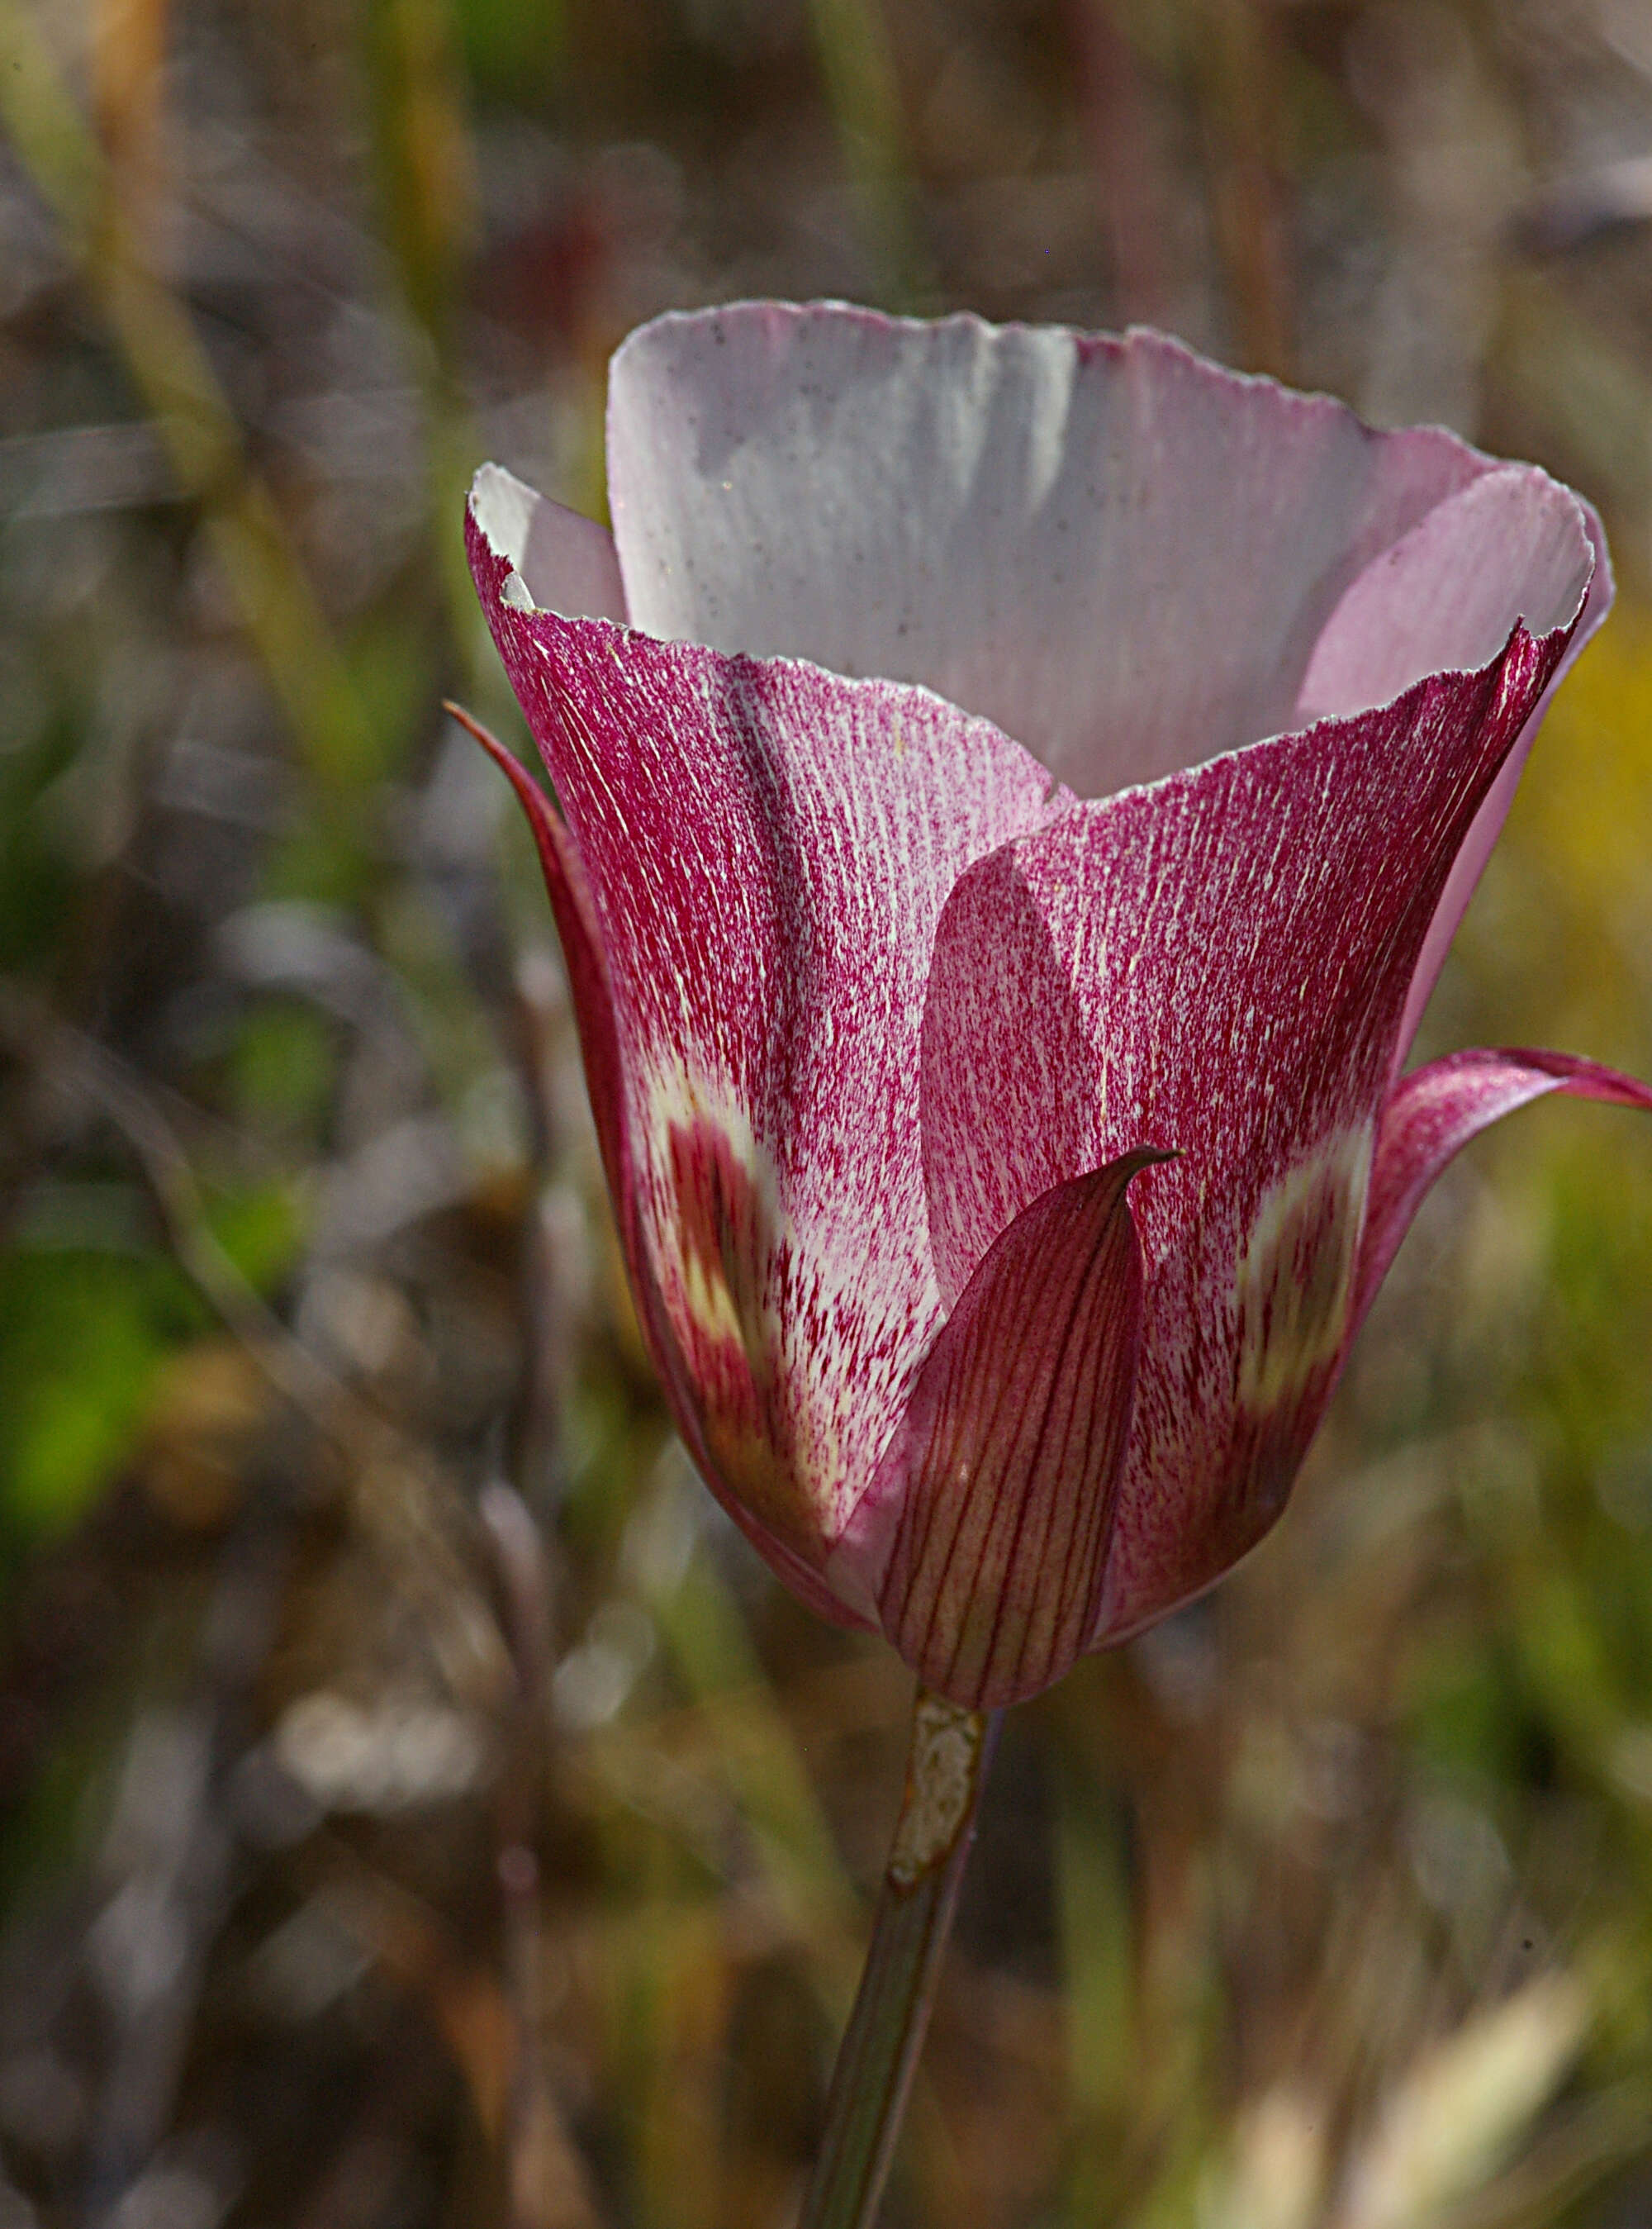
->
(471, 462), (628, 621)
(1355, 1048), (1652, 1327)
(447, 704), (866, 1633)
(445, 701), (629, 1221)
(1397, 498), (1612, 1058)
(1291, 463), (1606, 1062)
(917, 625), (1574, 1643)
(1294, 468), (1593, 724)
(468, 472), (1068, 1590)
(607, 302), (1519, 797)
(838, 1150), (1163, 1709)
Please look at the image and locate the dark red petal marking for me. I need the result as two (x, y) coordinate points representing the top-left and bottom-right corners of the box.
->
(859, 1149), (1163, 1710)
(1355, 1047), (1652, 1328)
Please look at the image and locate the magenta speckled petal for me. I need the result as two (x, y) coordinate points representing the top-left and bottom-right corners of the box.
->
(919, 625), (1573, 1646)
(840, 1149), (1164, 1709)
(468, 307), (1634, 1702)
(1356, 1048), (1652, 1326)
(607, 302), (1520, 798)
(468, 475), (1069, 1596)
(448, 706), (866, 1637)
(447, 704), (631, 1230)
(1396, 497), (1612, 1058)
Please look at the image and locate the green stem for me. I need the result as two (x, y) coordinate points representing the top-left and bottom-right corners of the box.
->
(800, 1689), (1001, 2229)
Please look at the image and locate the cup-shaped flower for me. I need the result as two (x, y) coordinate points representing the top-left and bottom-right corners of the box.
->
(466, 303), (1652, 1711)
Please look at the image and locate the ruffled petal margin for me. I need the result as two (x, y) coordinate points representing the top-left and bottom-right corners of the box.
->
(607, 303), (1524, 801)
(470, 463), (628, 623)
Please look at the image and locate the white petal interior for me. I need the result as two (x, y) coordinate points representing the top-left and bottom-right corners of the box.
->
(470, 461), (627, 623)
(605, 304), (1555, 797)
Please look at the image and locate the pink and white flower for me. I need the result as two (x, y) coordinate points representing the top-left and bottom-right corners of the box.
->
(466, 302), (1651, 1709)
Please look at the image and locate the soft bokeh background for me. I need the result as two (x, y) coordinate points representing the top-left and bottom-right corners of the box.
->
(1, 2), (1650, 2224)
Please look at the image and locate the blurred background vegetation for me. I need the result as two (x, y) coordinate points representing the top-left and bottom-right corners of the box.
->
(0, 0), (1650, 2223)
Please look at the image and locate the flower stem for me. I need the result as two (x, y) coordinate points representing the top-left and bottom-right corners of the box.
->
(800, 1689), (1001, 2229)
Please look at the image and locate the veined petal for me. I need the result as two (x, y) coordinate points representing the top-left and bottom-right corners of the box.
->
(468, 475), (1069, 1586)
(1397, 498), (1612, 1058)
(1290, 461), (1606, 1063)
(446, 703), (629, 1228)
(447, 705), (866, 1635)
(1355, 1048), (1652, 1326)
(918, 623), (1573, 1644)
(837, 1150), (1162, 1710)
(607, 302), (1528, 799)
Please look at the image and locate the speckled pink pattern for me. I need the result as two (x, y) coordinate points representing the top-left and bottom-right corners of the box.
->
(468, 508), (1073, 1613)
(466, 302), (1650, 1707)
(913, 644), (1571, 1642)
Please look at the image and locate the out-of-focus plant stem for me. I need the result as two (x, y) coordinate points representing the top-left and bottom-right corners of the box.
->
(805, 0), (926, 306)
(652, 1549), (863, 1979)
(800, 1690), (999, 2229)
(0, 981), (344, 1431)
(0, 0), (374, 788)
(1072, 0), (1180, 329)
(482, 1481), (606, 2229)
(1195, 0), (1292, 377)
(362, 0), (486, 660)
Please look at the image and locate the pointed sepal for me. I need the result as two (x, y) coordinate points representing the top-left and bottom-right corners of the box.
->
(444, 701), (633, 1234)
(846, 1148), (1166, 1709)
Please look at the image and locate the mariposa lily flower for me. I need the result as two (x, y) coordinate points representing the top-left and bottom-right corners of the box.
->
(466, 302), (1651, 1712)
